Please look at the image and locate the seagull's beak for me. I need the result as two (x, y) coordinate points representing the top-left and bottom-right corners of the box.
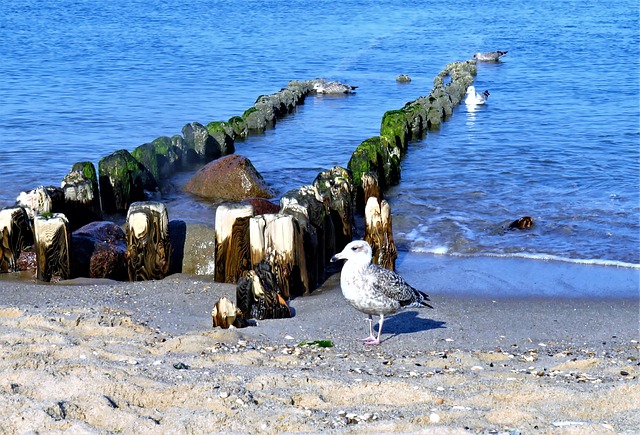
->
(330, 252), (345, 263)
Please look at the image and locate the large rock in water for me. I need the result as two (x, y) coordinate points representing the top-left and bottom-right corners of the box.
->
(183, 154), (274, 201)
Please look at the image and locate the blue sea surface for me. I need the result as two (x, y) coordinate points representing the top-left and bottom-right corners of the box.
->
(1, 0), (638, 271)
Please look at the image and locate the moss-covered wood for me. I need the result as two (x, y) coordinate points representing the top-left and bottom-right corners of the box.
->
(182, 122), (219, 164)
(98, 150), (157, 214)
(62, 162), (103, 229)
(228, 116), (248, 139)
(380, 110), (410, 155)
(205, 121), (235, 156)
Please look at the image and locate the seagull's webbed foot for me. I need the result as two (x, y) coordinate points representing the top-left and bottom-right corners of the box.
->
(362, 336), (381, 345)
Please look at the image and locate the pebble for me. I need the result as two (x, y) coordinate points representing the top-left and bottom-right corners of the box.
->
(429, 413), (440, 423)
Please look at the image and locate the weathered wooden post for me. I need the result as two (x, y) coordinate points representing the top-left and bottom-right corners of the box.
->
(61, 162), (102, 230)
(214, 203), (254, 283)
(312, 166), (355, 253)
(249, 214), (305, 298)
(364, 196), (397, 271)
(16, 186), (64, 221)
(0, 207), (33, 273)
(125, 201), (171, 281)
(34, 213), (71, 282)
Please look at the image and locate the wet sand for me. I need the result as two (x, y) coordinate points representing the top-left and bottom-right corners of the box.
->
(0, 254), (638, 434)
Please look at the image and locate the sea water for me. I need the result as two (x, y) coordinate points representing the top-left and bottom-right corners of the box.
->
(1, 0), (638, 272)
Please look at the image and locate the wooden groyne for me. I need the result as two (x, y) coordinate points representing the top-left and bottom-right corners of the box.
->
(0, 62), (478, 292)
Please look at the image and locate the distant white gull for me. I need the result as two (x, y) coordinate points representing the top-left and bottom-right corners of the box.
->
(312, 81), (357, 94)
(465, 85), (490, 105)
(474, 50), (508, 62)
(330, 240), (432, 345)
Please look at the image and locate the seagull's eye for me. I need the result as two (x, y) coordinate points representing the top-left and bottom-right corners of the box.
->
(351, 246), (358, 251)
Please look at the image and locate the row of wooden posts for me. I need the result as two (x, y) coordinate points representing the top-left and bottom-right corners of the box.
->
(0, 61), (478, 291)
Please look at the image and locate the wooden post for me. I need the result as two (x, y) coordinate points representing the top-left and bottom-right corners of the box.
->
(313, 166), (354, 252)
(0, 207), (33, 273)
(249, 214), (308, 298)
(364, 197), (397, 271)
(362, 172), (382, 206)
(61, 164), (102, 230)
(214, 203), (254, 283)
(125, 201), (171, 281)
(34, 213), (70, 282)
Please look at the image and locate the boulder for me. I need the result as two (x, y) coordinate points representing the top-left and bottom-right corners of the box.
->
(183, 154), (274, 201)
(71, 221), (127, 280)
(168, 220), (216, 275)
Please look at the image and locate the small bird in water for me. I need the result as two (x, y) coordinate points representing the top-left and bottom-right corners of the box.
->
(312, 80), (357, 94)
(465, 85), (490, 105)
(473, 50), (508, 62)
(330, 240), (432, 345)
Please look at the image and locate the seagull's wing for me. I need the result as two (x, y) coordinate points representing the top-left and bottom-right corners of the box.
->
(366, 264), (422, 306)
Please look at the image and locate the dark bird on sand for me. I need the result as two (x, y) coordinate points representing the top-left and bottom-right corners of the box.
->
(330, 240), (432, 345)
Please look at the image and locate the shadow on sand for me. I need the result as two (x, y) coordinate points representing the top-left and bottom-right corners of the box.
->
(378, 311), (446, 340)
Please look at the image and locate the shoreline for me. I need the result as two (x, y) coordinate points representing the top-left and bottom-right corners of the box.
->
(1, 254), (638, 433)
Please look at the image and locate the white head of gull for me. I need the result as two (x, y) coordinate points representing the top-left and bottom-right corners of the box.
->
(330, 240), (432, 345)
(474, 50), (508, 62)
(465, 85), (490, 105)
(313, 81), (357, 95)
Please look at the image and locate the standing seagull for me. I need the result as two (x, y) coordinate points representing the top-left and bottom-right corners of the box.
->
(473, 50), (508, 62)
(330, 240), (432, 345)
(465, 85), (490, 105)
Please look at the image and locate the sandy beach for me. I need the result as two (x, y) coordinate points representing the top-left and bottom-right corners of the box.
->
(0, 254), (638, 434)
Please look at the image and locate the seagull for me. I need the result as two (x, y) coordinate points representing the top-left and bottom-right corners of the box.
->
(330, 240), (432, 345)
(465, 85), (490, 105)
(473, 50), (508, 62)
(312, 81), (357, 94)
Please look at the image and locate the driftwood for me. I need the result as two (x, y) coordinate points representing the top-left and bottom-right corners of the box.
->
(214, 203), (254, 283)
(34, 213), (70, 282)
(0, 207), (33, 273)
(236, 261), (291, 320)
(211, 295), (244, 329)
(364, 196), (397, 271)
(125, 201), (171, 281)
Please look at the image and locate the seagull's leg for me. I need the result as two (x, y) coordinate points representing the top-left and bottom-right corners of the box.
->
(363, 315), (384, 345)
(361, 315), (377, 342)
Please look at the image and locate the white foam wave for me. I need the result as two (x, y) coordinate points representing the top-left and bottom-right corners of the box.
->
(409, 248), (640, 270)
